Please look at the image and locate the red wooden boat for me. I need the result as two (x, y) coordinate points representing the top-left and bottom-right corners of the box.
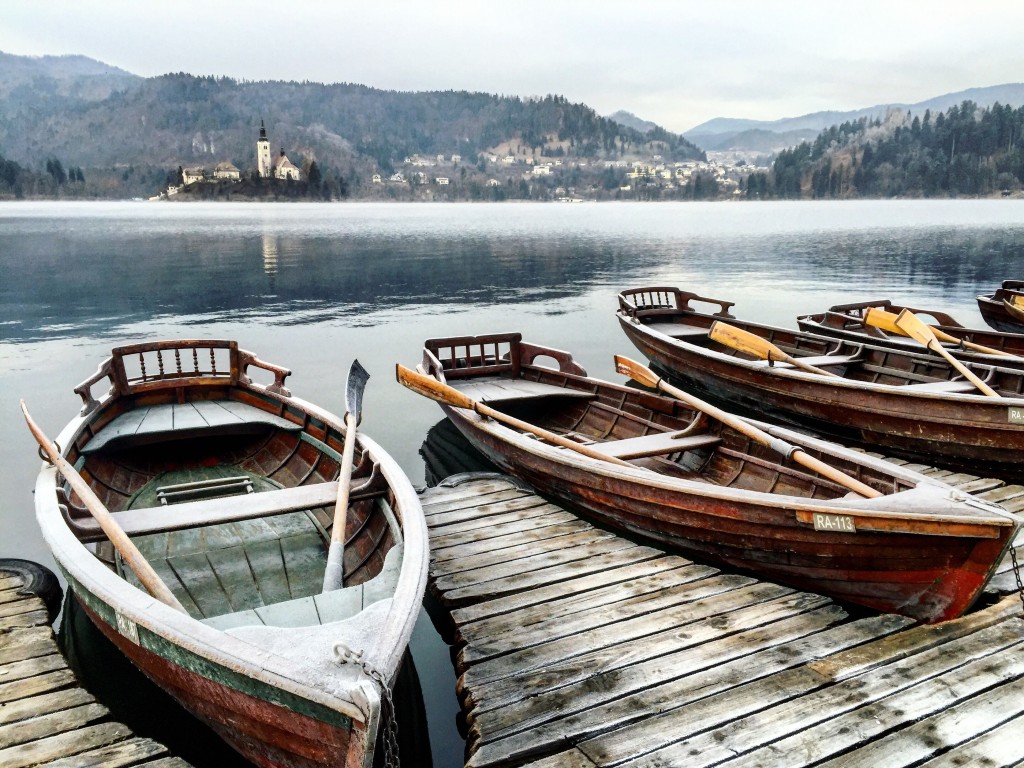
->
(30, 340), (428, 768)
(977, 280), (1024, 332)
(404, 332), (1019, 624)
(617, 286), (1024, 481)
(798, 298), (1024, 361)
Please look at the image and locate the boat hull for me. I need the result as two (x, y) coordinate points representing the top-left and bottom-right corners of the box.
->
(978, 296), (1024, 333)
(619, 315), (1024, 480)
(75, 594), (363, 768)
(441, 403), (1011, 623)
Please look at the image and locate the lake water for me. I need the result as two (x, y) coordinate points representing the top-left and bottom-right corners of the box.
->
(2, 199), (1024, 765)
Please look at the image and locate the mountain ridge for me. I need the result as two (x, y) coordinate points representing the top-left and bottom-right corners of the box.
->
(683, 83), (1024, 152)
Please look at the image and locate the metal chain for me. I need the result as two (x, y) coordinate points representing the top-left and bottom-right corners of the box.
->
(335, 645), (399, 768)
(366, 666), (400, 768)
(1011, 545), (1024, 617)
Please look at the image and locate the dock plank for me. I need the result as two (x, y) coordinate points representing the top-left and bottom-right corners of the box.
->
(815, 674), (1024, 768)
(433, 536), (645, 596)
(0, 687), (94, 725)
(0, 564), (191, 766)
(0, 701), (111, 749)
(610, 621), (1024, 767)
(0, 720), (135, 768)
(43, 736), (171, 768)
(917, 710), (1024, 767)
(451, 555), (692, 626)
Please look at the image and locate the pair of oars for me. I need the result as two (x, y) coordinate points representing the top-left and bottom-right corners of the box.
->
(862, 307), (1011, 358)
(21, 360), (370, 611)
(709, 312), (1003, 399)
(395, 362), (881, 499)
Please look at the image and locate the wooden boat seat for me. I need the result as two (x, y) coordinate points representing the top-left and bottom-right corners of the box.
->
(578, 431), (722, 459)
(83, 400), (300, 454)
(754, 352), (863, 370)
(202, 543), (404, 630)
(643, 322), (709, 341)
(449, 376), (595, 403)
(70, 481), (341, 542)
(903, 379), (982, 393)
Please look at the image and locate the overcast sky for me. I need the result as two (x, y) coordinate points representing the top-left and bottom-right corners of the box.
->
(2, 1), (1023, 132)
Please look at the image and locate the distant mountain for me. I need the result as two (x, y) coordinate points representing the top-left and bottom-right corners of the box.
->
(0, 51), (140, 105)
(686, 83), (1024, 153)
(607, 110), (659, 134)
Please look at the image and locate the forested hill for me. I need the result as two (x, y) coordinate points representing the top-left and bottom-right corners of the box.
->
(0, 57), (704, 198)
(746, 101), (1024, 199)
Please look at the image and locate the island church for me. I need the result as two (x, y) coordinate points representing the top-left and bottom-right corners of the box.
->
(257, 121), (302, 181)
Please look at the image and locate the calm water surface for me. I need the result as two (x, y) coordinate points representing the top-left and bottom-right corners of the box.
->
(2, 199), (1024, 765)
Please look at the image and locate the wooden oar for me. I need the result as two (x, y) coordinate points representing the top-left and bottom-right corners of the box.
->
(21, 401), (187, 612)
(894, 309), (1000, 398)
(709, 321), (841, 377)
(396, 364), (638, 469)
(863, 307), (1014, 358)
(613, 356), (882, 499)
(323, 360), (370, 592)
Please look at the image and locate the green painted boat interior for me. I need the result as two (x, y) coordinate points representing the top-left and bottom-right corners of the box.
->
(119, 465), (330, 621)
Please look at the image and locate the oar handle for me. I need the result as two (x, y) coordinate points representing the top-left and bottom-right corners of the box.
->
(21, 401), (187, 612)
(323, 411), (358, 592)
(928, 342), (1000, 398)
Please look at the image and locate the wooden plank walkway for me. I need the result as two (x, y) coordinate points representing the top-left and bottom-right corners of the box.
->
(0, 564), (192, 768)
(422, 469), (1024, 768)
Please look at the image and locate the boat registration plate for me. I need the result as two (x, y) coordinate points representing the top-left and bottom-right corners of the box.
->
(1009, 407), (1024, 424)
(812, 513), (856, 533)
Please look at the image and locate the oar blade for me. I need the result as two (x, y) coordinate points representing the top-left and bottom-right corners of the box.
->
(614, 355), (660, 388)
(345, 359), (370, 420)
(894, 309), (938, 347)
(863, 307), (907, 336)
(709, 321), (785, 362)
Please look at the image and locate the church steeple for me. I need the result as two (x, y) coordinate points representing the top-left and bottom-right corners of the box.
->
(256, 120), (271, 178)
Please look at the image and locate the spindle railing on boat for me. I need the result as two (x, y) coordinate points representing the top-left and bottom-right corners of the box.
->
(618, 287), (736, 319)
(423, 333), (587, 382)
(74, 339), (292, 415)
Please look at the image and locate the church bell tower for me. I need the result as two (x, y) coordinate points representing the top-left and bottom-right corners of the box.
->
(256, 121), (272, 178)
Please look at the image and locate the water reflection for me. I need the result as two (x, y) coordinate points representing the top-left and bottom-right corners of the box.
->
(262, 231), (279, 279)
(3, 201), (1023, 344)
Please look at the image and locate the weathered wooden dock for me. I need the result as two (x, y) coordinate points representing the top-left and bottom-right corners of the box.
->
(0, 562), (192, 768)
(422, 469), (1024, 768)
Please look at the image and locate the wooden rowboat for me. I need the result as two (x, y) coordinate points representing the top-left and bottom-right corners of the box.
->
(617, 286), (1024, 481)
(977, 280), (1024, 332)
(403, 332), (1019, 623)
(29, 340), (428, 768)
(798, 298), (1024, 361)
